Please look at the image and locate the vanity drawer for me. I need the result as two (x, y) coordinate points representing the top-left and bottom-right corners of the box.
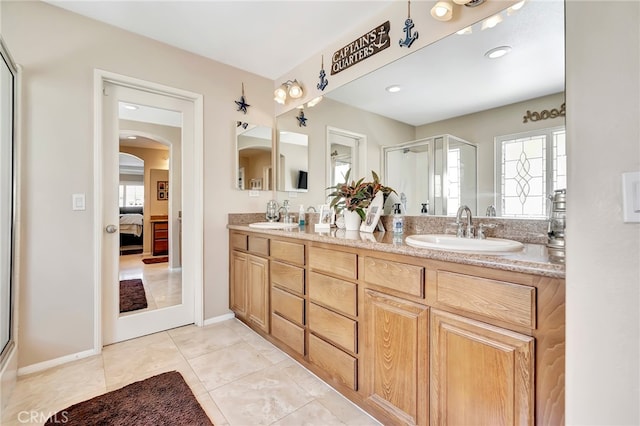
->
(435, 271), (536, 328)
(272, 287), (304, 325)
(363, 257), (425, 298)
(309, 247), (357, 280)
(230, 233), (248, 251)
(248, 235), (269, 257)
(309, 272), (357, 317)
(271, 313), (304, 356)
(271, 240), (305, 266)
(271, 261), (305, 295)
(309, 334), (357, 391)
(309, 303), (357, 353)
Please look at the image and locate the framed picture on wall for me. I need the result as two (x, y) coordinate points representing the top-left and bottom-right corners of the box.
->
(157, 181), (169, 200)
(360, 192), (384, 233)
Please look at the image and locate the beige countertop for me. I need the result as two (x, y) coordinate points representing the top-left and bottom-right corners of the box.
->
(227, 221), (566, 279)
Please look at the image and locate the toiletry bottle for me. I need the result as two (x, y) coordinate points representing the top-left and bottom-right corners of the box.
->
(421, 202), (429, 215)
(298, 205), (305, 227)
(392, 203), (404, 235)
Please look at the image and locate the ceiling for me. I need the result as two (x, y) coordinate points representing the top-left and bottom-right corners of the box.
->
(44, 0), (393, 80)
(49, 0), (564, 128)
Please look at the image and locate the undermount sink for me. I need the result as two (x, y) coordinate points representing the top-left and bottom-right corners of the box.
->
(248, 222), (299, 229)
(405, 234), (524, 255)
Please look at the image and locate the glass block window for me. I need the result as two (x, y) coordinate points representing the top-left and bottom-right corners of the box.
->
(447, 148), (461, 216)
(495, 127), (566, 218)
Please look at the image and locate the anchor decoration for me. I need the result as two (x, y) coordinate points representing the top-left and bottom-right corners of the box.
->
(296, 110), (307, 127)
(399, 1), (419, 49)
(317, 55), (329, 91)
(234, 83), (250, 114)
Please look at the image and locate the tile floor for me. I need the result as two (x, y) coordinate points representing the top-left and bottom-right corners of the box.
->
(1, 319), (381, 425)
(119, 253), (182, 314)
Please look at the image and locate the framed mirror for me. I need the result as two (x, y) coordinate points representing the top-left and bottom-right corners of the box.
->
(0, 37), (17, 364)
(318, 0), (566, 218)
(236, 123), (273, 191)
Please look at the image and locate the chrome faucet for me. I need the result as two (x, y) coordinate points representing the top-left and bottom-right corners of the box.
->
(485, 204), (497, 217)
(278, 199), (290, 221)
(455, 205), (474, 238)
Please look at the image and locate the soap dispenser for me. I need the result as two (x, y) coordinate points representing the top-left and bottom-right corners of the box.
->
(298, 205), (305, 227)
(392, 203), (404, 235)
(421, 202), (429, 216)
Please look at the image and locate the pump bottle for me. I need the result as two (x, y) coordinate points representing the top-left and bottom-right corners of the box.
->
(392, 203), (404, 235)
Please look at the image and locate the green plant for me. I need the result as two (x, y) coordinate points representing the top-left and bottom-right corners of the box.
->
(327, 169), (396, 220)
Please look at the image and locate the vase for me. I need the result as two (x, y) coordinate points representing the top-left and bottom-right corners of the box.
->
(343, 210), (362, 231)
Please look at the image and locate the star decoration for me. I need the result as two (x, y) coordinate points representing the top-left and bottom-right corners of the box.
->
(297, 110), (307, 127)
(235, 83), (250, 114)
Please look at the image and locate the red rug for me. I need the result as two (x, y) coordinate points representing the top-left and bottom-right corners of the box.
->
(142, 256), (168, 264)
(119, 279), (148, 313)
(45, 371), (213, 425)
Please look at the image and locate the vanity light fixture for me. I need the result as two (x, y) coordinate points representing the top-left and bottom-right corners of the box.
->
(507, 0), (526, 15)
(386, 85), (402, 93)
(484, 46), (512, 59)
(481, 13), (503, 30)
(307, 96), (323, 108)
(430, 0), (453, 21)
(274, 79), (304, 104)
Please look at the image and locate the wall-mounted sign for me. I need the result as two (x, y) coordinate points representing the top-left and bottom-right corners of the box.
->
(523, 103), (565, 123)
(331, 21), (391, 75)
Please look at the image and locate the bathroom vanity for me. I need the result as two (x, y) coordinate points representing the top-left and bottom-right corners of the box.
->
(228, 219), (564, 426)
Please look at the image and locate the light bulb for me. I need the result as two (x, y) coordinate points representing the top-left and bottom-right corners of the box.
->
(431, 1), (453, 21)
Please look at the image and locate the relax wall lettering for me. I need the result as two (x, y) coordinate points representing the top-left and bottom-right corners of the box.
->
(523, 103), (566, 123)
(331, 21), (391, 75)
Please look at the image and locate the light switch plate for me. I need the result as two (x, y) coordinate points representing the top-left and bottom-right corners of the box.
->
(72, 193), (86, 211)
(622, 171), (640, 223)
(248, 190), (259, 197)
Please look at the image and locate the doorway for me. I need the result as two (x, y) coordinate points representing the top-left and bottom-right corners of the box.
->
(95, 71), (203, 347)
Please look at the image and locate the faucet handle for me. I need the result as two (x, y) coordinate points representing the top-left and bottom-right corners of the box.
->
(477, 223), (498, 239)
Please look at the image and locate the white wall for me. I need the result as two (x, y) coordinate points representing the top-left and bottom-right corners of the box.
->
(565, 1), (639, 424)
(1, 0), (275, 367)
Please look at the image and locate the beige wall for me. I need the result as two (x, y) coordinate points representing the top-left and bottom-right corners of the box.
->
(2, 0), (274, 367)
(565, 1), (639, 424)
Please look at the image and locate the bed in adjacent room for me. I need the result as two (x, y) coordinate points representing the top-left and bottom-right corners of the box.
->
(120, 206), (144, 255)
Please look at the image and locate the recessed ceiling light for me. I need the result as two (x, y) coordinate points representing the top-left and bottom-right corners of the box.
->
(456, 26), (473, 35)
(386, 85), (401, 93)
(126, 135), (137, 140)
(485, 46), (512, 59)
(123, 104), (139, 110)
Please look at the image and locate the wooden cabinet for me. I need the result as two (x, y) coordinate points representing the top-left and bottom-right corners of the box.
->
(152, 220), (168, 256)
(228, 231), (564, 426)
(229, 232), (270, 333)
(363, 289), (429, 426)
(430, 309), (534, 426)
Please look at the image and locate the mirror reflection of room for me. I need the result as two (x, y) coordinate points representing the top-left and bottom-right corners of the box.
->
(118, 102), (183, 316)
(236, 124), (273, 191)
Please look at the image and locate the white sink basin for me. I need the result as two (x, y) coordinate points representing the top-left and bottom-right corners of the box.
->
(248, 222), (299, 229)
(405, 234), (524, 254)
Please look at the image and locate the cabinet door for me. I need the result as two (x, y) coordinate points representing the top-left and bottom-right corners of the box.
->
(230, 251), (247, 319)
(247, 254), (270, 333)
(430, 309), (534, 426)
(363, 289), (429, 426)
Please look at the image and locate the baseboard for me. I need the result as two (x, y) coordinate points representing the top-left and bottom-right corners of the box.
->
(203, 312), (235, 326)
(17, 348), (98, 377)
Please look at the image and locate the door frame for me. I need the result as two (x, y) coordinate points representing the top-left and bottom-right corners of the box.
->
(92, 69), (204, 351)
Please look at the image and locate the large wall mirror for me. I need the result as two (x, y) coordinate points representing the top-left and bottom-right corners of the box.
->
(236, 123), (273, 191)
(0, 37), (17, 364)
(276, 0), (564, 218)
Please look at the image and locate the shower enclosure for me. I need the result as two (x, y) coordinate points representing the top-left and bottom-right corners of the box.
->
(383, 134), (477, 216)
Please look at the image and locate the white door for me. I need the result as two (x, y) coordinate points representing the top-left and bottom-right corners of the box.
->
(101, 81), (196, 344)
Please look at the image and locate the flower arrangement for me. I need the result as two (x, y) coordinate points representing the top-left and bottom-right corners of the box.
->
(327, 169), (396, 220)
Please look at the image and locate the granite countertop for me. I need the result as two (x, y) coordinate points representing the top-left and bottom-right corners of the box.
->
(227, 216), (565, 279)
